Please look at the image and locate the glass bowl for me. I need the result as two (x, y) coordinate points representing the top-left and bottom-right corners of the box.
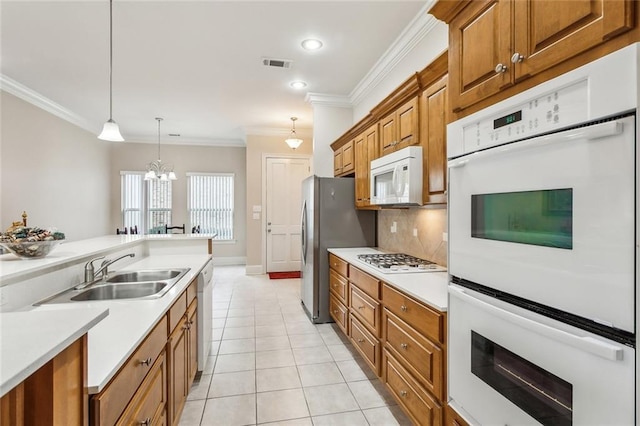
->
(0, 240), (62, 259)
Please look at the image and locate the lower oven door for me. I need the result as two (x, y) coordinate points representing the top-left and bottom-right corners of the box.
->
(448, 284), (635, 426)
(448, 116), (636, 332)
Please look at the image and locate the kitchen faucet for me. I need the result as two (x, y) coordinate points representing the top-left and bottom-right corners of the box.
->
(75, 253), (135, 290)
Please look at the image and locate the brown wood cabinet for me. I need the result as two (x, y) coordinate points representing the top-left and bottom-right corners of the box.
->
(116, 352), (167, 426)
(420, 74), (448, 204)
(354, 123), (379, 208)
(445, 404), (470, 426)
(380, 97), (419, 156)
(333, 140), (355, 176)
(328, 254), (350, 338)
(169, 298), (198, 425)
(432, 0), (637, 116)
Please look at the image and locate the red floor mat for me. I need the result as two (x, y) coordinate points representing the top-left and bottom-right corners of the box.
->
(268, 271), (301, 279)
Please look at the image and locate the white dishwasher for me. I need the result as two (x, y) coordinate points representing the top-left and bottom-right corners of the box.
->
(197, 258), (213, 371)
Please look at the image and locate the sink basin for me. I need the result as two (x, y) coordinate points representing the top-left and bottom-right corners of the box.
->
(106, 270), (185, 283)
(34, 267), (191, 305)
(71, 282), (167, 301)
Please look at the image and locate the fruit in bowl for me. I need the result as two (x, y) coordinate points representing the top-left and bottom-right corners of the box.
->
(0, 227), (65, 259)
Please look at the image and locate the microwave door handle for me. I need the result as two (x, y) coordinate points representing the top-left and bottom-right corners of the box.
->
(391, 164), (399, 196)
(448, 120), (624, 168)
(449, 285), (624, 361)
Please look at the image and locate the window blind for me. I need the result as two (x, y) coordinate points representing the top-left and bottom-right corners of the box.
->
(187, 173), (234, 240)
(121, 171), (172, 234)
(121, 172), (144, 232)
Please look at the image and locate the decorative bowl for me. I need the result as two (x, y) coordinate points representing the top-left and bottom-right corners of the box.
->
(0, 240), (62, 259)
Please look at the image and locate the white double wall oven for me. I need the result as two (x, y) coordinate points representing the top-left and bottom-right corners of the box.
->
(447, 43), (639, 425)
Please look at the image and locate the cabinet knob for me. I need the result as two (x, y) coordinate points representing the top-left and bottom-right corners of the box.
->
(140, 418), (151, 426)
(495, 63), (507, 73)
(400, 305), (407, 312)
(357, 338), (365, 343)
(400, 390), (408, 397)
(333, 310), (339, 314)
(357, 305), (365, 310)
(400, 343), (408, 350)
(511, 52), (524, 63)
(139, 357), (152, 366)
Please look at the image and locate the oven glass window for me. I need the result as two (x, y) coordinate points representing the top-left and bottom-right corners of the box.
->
(471, 331), (572, 426)
(471, 189), (572, 249)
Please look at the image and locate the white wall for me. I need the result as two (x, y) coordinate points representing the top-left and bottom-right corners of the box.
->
(310, 105), (352, 177)
(0, 91), (112, 240)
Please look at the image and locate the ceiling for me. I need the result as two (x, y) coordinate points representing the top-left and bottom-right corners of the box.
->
(1, 1), (427, 146)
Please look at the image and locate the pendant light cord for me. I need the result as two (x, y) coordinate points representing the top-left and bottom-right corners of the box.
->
(156, 117), (163, 161)
(109, 0), (114, 120)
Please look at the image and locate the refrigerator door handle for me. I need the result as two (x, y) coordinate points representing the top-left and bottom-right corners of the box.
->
(301, 200), (307, 265)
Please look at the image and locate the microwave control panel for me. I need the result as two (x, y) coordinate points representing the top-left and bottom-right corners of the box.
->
(461, 79), (589, 155)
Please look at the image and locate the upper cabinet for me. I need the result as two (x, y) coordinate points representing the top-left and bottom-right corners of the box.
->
(380, 97), (420, 156)
(432, 0), (638, 117)
(334, 139), (354, 176)
(420, 74), (448, 205)
(355, 123), (379, 208)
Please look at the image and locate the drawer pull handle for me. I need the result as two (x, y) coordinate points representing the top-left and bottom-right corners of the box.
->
(139, 357), (152, 366)
(357, 338), (365, 343)
(400, 305), (407, 312)
(400, 390), (408, 397)
(140, 418), (151, 426)
(357, 305), (365, 310)
(400, 343), (408, 350)
(333, 310), (339, 314)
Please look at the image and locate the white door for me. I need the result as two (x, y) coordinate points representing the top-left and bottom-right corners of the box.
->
(266, 157), (311, 272)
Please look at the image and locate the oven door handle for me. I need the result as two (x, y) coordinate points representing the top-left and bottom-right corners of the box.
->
(448, 120), (624, 168)
(449, 285), (624, 361)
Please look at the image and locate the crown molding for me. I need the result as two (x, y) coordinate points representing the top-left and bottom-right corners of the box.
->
(304, 93), (352, 108)
(0, 74), (98, 135)
(244, 126), (313, 138)
(126, 135), (247, 148)
(349, 0), (439, 106)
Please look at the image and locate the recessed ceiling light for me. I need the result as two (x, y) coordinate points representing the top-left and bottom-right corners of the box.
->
(290, 80), (307, 89)
(301, 39), (323, 51)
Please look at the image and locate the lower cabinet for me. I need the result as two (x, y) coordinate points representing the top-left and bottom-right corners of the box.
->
(90, 278), (198, 426)
(348, 315), (381, 376)
(445, 404), (470, 426)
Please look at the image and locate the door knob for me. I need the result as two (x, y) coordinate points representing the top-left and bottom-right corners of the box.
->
(267, 229), (271, 233)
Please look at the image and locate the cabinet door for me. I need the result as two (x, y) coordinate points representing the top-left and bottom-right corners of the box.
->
(449, 0), (513, 112)
(187, 301), (198, 388)
(420, 75), (448, 204)
(364, 123), (379, 206)
(395, 97), (419, 150)
(379, 113), (397, 156)
(333, 149), (343, 176)
(342, 140), (355, 174)
(513, 0), (634, 80)
(354, 133), (367, 207)
(168, 317), (188, 425)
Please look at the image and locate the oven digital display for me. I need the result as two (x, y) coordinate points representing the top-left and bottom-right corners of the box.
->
(471, 188), (573, 249)
(471, 331), (573, 426)
(494, 110), (522, 129)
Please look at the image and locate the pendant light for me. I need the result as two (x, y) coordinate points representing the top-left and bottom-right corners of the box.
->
(145, 118), (177, 181)
(98, 0), (124, 141)
(285, 117), (303, 149)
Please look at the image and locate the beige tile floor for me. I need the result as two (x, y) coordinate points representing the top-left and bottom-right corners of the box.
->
(179, 265), (412, 426)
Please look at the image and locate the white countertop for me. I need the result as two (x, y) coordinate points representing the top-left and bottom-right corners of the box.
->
(327, 248), (448, 312)
(0, 307), (109, 397)
(26, 253), (211, 394)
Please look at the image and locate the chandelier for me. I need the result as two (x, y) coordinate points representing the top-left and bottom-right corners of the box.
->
(144, 117), (177, 181)
(285, 117), (303, 149)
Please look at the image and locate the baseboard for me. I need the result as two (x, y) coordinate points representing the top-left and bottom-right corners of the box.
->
(213, 256), (246, 266)
(245, 264), (263, 275)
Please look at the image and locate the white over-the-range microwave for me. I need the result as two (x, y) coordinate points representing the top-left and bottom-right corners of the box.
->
(370, 145), (423, 206)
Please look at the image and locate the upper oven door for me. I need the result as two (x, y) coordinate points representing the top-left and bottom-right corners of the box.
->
(448, 116), (636, 332)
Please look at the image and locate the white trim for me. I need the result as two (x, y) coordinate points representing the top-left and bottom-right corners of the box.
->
(304, 93), (352, 108)
(245, 264), (263, 275)
(349, 1), (439, 106)
(244, 126), (313, 138)
(186, 172), (235, 177)
(125, 135), (246, 147)
(212, 256), (246, 266)
(261, 153), (313, 275)
(1, 74), (98, 135)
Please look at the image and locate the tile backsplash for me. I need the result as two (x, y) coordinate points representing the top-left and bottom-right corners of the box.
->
(378, 207), (447, 266)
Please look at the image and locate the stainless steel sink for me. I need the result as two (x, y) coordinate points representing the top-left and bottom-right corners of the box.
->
(35, 267), (190, 305)
(71, 282), (168, 301)
(106, 269), (185, 283)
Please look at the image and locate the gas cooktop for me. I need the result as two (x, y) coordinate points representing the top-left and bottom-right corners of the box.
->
(356, 253), (446, 274)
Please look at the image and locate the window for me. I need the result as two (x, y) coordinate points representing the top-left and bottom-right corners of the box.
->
(187, 173), (234, 240)
(120, 171), (172, 233)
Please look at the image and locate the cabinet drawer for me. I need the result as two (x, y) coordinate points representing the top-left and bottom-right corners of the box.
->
(383, 350), (442, 426)
(329, 253), (348, 276)
(91, 316), (168, 426)
(329, 269), (348, 304)
(384, 310), (443, 401)
(350, 286), (380, 337)
(349, 266), (379, 299)
(382, 284), (444, 344)
(186, 278), (197, 307)
(329, 294), (349, 335)
(349, 316), (380, 376)
(168, 292), (187, 333)
(116, 350), (167, 426)
(445, 404), (470, 426)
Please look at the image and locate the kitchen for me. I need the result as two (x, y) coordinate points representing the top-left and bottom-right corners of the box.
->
(1, 1), (639, 425)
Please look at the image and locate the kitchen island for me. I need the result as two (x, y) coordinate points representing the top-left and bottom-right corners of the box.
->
(0, 234), (214, 424)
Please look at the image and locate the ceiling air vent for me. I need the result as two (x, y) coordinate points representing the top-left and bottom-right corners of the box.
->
(262, 57), (293, 69)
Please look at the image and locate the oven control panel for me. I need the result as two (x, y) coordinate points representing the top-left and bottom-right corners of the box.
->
(461, 79), (589, 155)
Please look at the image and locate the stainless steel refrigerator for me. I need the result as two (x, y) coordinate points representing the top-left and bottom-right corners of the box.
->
(300, 176), (376, 323)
